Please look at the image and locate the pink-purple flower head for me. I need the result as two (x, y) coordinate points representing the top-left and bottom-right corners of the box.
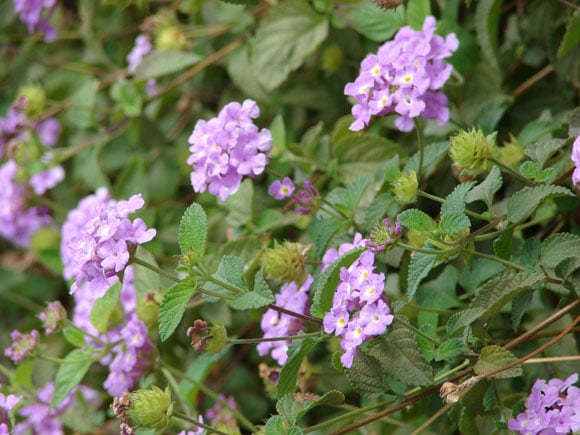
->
(187, 99), (272, 202)
(508, 373), (580, 434)
(4, 329), (40, 362)
(571, 135), (580, 189)
(345, 16), (458, 132)
(12, 0), (58, 42)
(61, 189), (156, 298)
(268, 177), (295, 200)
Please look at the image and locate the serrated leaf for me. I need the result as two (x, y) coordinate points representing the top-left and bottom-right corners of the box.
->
(520, 237), (542, 268)
(158, 278), (198, 342)
(50, 347), (94, 407)
(343, 175), (370, 212)
(265, 415), (285, 435)
(493, 229), (513, 260)
(540, 233), (580, 270)
(511, 289), (533, 331)
(434, 338), (466, 361)
(407, 252), (436, 302)
(345, 350), (387, 395)
(404, 141), (450, 177)
(277, 390), (344, 426)
(524, 137), (567, 169)
(474, 345), (522, 379)
(407, 0), (431, 29)
(364, 193), (397, 230)
(277, 336), (321, 398)
(416, 324), (437, 362)
(134, 51), (202, 80)
(466, 166), (502, 209)
(475, 0), (502, 72)
(229, 269), (274, 310)
(250, 1), (328, 90)
(441, 182), (476, 218)
(517, 121), (562, 148)
(397, 209), (436, 233)
(437, 212), (471, 235)
(309, 218), (345, 259)
(366, 320), (433, 386)
(204, 255), (248, 302)
(90, 282), (121, 333)
(310, 247), (366, 318)
(178, 203), (207, 257)
(558, 11), (580, 58)
(447, 271), (543, 334)
(507, 185), (574, 223)
(346, 3), (405, 42)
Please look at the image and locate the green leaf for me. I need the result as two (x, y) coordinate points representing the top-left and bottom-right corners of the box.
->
(204, 255), (248, 302)
(441, 182), (476, 218)
(133, 247), (160, 299)
(493, 229), (513, 260)
(90, 282), (121, 333)
(397, 209), (436, 233)
(227, 45), (270, 102)
(364, 193), (398, 230)
(524, 137), (567, 169)
(475, 0), (502, 72)
(447, 271), (544, 334)
(437, 212), (471, 235)
(277, 390), (344, 426)
(366, 320), (433, 386)
(345, 350), (388, 395)
(466, 166), (503, 209)
(134, 51), (202, 80)
(507, 185), (574, 223)
(309, 218), (346, 259)
(178, 203), (208, 258)
(540, 233), (580, 270)
(558, 11), (580, 58)
(517, 121), (562, 148)
(229, 269), (274, 310)
(219, 0), (259, 6)
(404, 141), (450, 177)
(66, 77), (99, 128)
(50, 347), (94, 407)
(474, 345), (522, 379)
(407, 252), (436, 302)
(511, 289), (533, 331)
(346, 3), (405, 42)
(407, 0), (431, 29)
(264, 415), (285, 435)
(342, 175), (370, 212)
(310, 247), (365, 318)
(277, 336), (321, 398)
(434, 338), (466, 361)
(110, 78), (142, 117)
(158, 278), (198, 342)
(62, 327), (86, 347)
(250, 0), (328, 90)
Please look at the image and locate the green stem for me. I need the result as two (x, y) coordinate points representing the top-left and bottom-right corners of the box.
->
(413, 118), (425, 180)
(269, 304), (323, 325)
(64, 320), (107, 346)
(229, 331), (323, 345)
(396, 242), (458, 256)
(161, 368), (193, 418)
(417, 190), (491, 221)
(131, 257), (181, 283)
(162, 364), (258, 433)
(172, 410), (230, 435)
(489, 157), (534, 186)
(198, 287), (234, 301)
(463, 249), (525, 271)
(202, 275), (241, 294)
(394, 316), (441, 346)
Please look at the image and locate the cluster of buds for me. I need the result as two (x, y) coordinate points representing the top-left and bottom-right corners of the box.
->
(38, 301), (67, 335)
(186, 320), (228, 354)
(262, 241), (310, 283)
(366, 218), (401, 253)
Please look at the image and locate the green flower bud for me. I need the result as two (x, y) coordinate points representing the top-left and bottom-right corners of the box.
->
(127, 386), (173, 431)
(262, 241), (310, 284)
(392, 169), (418, 202)
(494, 134), (524, 167)
(18, 85), (46, 119)
(186, 320), (229, 354)
(449, 128), (496, 173)
(205, 322), (228, 354)
(155, 27), (187, 51)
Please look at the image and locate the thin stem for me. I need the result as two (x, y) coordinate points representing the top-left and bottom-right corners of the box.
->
(229, 331), (323, 345)
(410, 402), (453, 435)
(414, 118), (425, 180)
(131, 257), (181, 283)
(203, 275), (241, 294)
(268, 304), (323, 325)
(523, 355), (580, 364)
(511, 65), (554, 98)
(198, 287), (234, 301)
(64, 320), (107, 346)
(463, 249), (525, 271)
(417, 190), (491, 221)
(397, 242), (458, 256)
(394, 316), (441, 346)
(489, 157), (534, 186)
(172, 410), (229, 435)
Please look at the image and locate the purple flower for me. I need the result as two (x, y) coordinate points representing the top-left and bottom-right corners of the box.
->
(61, 189), (156, 298)
(268, 177), (295, 200)
(12, 0), (57, 42)
(345, 16), (458, 132)
(187, 99), (272, 202)
(29, 165), (64, 195)
(4, 329), (40, 362)
(0, 383), (21, 435)
(366, 218), (401, 253)
(508, 373), (580, 434)
(0, 97), (28, 158)
(291, 181), (319, 214)
(572, 135), (580, 189)
(38, 301), (66, 335)
(35, 117), (61, 147)
(322, 232), (366, 270)
(127, 35), (153, 75)
(258, 276), (312, 365)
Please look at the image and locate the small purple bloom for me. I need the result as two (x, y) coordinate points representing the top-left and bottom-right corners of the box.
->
(4, 329), (40, 362)
(268, 177), (295, 200)
(35, 117), (60, 147)
(38, 301), (66, 335)
(571, 135), (580, 189)
(12, 0), (57, 42)
(29, 165), (64, 195)
(127, 34), (153, 75)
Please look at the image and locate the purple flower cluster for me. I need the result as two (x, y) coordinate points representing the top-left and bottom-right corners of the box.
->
(572, 135), (580, 189)
(187, 99), (272, 202)
(12, 0), (57, 42)
(4, 329), (39, 362)
(344, 16), (458, 132)
(205, 395), (239, 434)
(258, 276), (313, 365)
(321, 235), (393, 368)
(61, 188), (156, 298)
(1, 384), (21, 435)
(508, 373), (580, 434)
(127, 35), (153, 75)
(13, 382), (100, 435)
(366, 218), (401, 253)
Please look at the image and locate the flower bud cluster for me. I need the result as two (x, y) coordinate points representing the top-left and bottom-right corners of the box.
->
(4, 330), (40, 362)
(366, 218), (401, 253)
(345, 16), (458, 132)
(187, 99), (272, 202)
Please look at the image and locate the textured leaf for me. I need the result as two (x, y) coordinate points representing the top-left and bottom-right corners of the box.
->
(474, 345), (522, 379)
(309, 218), (346, 259)
(51, 347), (94, 407)
(229, 270), (274, 310)
(343, 175), (370, 212)
(407, 0), (431, 30)
(434, 338), (466, 361)
(517, 121), (562, 148)
(346, 3), (405, 42)
(345, 350), (388, 395)
(204, 256), (248, 302)
(437, 212), (471, 235)
(310, 247), (365, 318)
(507, 185), (574, 223)
(66, 77), (99, 128)
(441, 182), (476, 217)
(363, 193), (398, 230)
(397, 209), (436, 233)
(134, 51), (202, 80)
(277, 391), (344, 426)
(158, 278), (198, 342)
(227, 46), (270, 102)
(264, 415), (285, 435)
(466, 166), (502, 208)
(90, 282), (121, 333)
(404, 141), (450, 177)
(277, 336), (321, 398)
(524, 137), (567, 169)
(475, 0), (502, 72)
(511, 289), (533, 331)
(493, 229), (513, 260)
(366, 321), (433, 386)
(62, 327), (86, 347)
(407, 252), (436, 302)
(251, 1), (328, 90)
(540, 233), (580, 270)
(178, 203), (207, 258)
(558, 11), (580, 58)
